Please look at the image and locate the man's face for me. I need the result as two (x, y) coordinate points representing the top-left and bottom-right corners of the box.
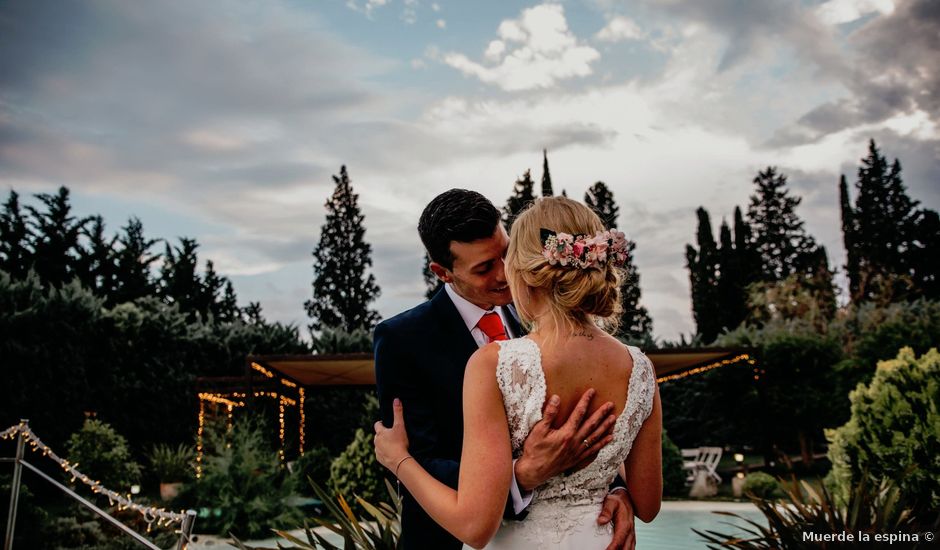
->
(431, 225), (512, 310)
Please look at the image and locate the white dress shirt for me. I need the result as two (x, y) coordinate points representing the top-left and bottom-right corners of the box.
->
(443, 284), (533, 514)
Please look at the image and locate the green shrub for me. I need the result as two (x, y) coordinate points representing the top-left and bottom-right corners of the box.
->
(148, 443), (195, 482)
(65, 419), (141, 490)
(825, 347), (940, 510)
(743, 472), (779, 499)
(192, 418), (302, 539)
(330, 428), (384, 508)
(662, 430), (686, 497)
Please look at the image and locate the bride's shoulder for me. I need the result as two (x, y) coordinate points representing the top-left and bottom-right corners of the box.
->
(466, 341), (501, 375)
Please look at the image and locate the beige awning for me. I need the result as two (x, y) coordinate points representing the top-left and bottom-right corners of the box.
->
(249, 347), (753, 386)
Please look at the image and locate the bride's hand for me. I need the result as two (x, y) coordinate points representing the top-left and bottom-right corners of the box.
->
(373, 398), (411, 471)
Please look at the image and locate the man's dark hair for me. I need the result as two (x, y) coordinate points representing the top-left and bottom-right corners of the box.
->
(418, 189), (501, 270)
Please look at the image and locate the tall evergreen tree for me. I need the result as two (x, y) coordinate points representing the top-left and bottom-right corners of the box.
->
(503, 169), (536, 230)
(716, 219), (748, 332)
(843, 140), (927, 302)
(839, 174), (861, 298)
(112, 217), (160, 305)
(685, 207), (721, 342)
(24, 186), (91, 286)
(422, 252), (443, 300)
(746, 167), (819, 281)
(541, 149), (553, 197)
(584, 182), (619, 229)
(583, 182), (651, 340)
(909, 210), (940, 299)
(304, 165), (381, 334)
(159, 237), (202, 316)
(76, 215), (117, 297)
(0, 190), (33, 279)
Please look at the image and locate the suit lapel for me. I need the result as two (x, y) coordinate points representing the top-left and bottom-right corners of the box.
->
(504, 303), (527, 337)
(430, 289), (479, 366)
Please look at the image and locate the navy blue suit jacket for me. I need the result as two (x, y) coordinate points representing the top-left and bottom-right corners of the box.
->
(374, 288), (525, 550)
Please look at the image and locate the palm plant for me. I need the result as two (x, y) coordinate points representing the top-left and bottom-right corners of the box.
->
(694, 476), (937, 549)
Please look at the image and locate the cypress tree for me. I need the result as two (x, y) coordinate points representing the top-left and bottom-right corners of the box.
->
(585, 182), (619, 229)
(112, 217), (160, 305)
(839, 174), (861, 298)
(24, 186), (91, 286)
(583, 182), (651, 341)
(0, 190), (33, 279)
(909, 210), (940, 299)
(685, 207), (721, 342)
(716, 219), (747, 331)
(746, 167), (819, 281)
(541, 149), (554, 197)
(304, 165), (381, 334)
(503, 169), (536, 230)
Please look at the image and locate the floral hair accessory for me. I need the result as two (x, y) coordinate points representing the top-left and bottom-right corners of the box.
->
(540, 228), (629, 269)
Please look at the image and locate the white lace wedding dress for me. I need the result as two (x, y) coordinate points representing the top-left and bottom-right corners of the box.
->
(482, 337), (656, 549)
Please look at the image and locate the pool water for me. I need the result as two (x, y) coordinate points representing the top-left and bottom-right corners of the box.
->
(636, 501), (766, 549)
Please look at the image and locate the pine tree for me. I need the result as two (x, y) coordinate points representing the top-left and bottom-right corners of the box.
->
(159, 237), (202, 316)
(76, 215), (117, 297)
(584, 182), (619, 229)
(746, 167), (819, 281)
(909, 210), (940, 299)
(0, 190), (33, 279)
(24, 186), (91, 286)
(112, 217), (159, 305)
(716, 219), (747, 332)
(844, 140), (929, 302)
(839, 174), (861, 298)
(541, 149), (553, 197)
(422, 252), (443, 300)
(685, 207), (721, 342)
(583, 182), (651, 341)
(304, 165), (381, 334)
(503, 169), (536, 230)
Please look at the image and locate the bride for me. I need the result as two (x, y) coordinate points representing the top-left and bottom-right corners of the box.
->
(374, 196), (662, 549)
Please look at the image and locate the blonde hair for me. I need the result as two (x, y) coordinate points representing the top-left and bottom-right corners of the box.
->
(505, 196), (623, 340)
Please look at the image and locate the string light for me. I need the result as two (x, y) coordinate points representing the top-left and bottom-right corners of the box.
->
(298, 387), (306, 456)
(196, 401), (205, 479)
(251, 362), (274, 378)
(1, 422), (189, 524)
(280, 379), (297, 388)
(277, 397), (286, 463)
(656, 354), (755, 384)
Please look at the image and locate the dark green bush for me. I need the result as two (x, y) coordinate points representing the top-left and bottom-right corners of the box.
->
(329, 428), (384, 508)
(65, 419), (141, 490)
(742, 472), (779, 499)
(291, 444), (333, 496)
(662, 430), (686, 497)
(147, 443), (195, 482)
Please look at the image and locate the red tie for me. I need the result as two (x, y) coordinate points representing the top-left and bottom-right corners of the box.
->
(477, 312), (508, 342)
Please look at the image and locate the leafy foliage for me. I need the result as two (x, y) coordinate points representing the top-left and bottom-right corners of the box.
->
(503, 169), (536, 230)
(305, 165), (381, 334)
(329, 428), (385, 511)
(148, 443), (196, 482)
(311, 325), (373, 354)
(65, 419), (142, 490)
(742, 472), (779, 499)
(825, 347), (940, 510)
(192, 419), (303, 539)
(661, 430), (686, 497)
(695, 476), (936, 549)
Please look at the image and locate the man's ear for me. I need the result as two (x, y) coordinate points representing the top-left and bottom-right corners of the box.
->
(429, 261), (452, 283)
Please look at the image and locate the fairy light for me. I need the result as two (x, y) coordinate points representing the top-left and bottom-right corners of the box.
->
(251, 362), (274, 378)
(280, 379), (297, 388)
(195, 391), (298, 469)
(1, 422), (190, 528)
(656, 354), (755, 384)
(196, 400), (205, 479)
(298, 387), (306, 455)
(277, 397), (286, 463)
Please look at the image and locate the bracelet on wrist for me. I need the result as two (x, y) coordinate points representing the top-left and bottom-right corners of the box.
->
(395, 455), (414, 478)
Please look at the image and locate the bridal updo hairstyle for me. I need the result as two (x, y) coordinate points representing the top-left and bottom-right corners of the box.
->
(505, 196), (623, 335)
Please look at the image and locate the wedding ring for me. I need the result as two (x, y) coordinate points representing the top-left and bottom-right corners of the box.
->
(583, 438), (591, 448)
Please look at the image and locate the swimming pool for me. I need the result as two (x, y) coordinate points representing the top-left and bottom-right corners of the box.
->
(636, 501), (765, 549)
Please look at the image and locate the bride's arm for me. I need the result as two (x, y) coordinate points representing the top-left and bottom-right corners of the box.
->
(375, 344), (511, 548)
(620, 382), (663, 523)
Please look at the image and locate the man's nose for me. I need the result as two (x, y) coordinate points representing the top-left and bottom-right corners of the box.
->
(495, 258), (507, 283)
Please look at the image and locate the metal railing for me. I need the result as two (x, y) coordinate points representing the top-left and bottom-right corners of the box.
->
(2, 420), (196, 550)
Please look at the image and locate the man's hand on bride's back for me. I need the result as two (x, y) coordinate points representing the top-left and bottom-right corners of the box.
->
(514, 389), (617, 491)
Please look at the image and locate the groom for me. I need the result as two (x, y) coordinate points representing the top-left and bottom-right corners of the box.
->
(375, 189), (637, 550)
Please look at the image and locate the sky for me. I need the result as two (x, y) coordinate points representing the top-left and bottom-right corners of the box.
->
(1, 0), (938, 342)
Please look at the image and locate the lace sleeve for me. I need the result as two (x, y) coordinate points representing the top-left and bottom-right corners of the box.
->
(495, 339), (546, 455)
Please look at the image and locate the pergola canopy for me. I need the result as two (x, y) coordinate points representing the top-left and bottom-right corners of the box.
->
(247, 347), (753, 387)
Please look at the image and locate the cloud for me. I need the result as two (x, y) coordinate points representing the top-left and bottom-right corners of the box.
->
(595, 16), (645, 42)
(441, 3), (600, 91)
(816, 0), (895, 25)
(436, 18), (446, 29)
(346, 0), (389, 18)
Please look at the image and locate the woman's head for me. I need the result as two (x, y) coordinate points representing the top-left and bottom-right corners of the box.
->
(505, 196), (624, 335)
